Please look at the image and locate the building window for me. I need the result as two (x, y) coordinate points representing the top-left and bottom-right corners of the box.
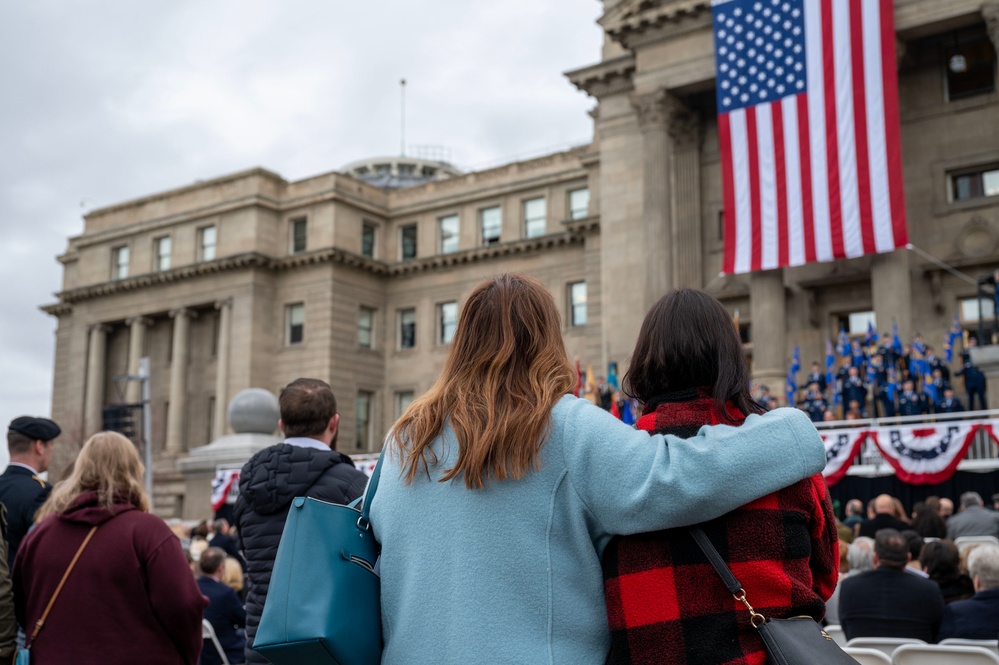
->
(569, 282), (587, 327)
(111, 245), (129, 280)
(399, 308), (416, 349)
(289, 217), (307, 254)
(400, 224), (418, 260)
(154, 236), (171, 272)
(438, 301), (458, 344)
(946, 32), (996, 101)
(961, 296), (996, 322)
(951, 166), (999, 202)
(286, 303), (305, 345)
(480, 206), (501, 246)
(568, 188), (590, 220)
(524, 197), (546, 238)
(356, 391), (372, 451)
(836, 311), (876, 336)
(439, 215), (459, 254)
(396, 391), (414, 417)
(359, 307), (375, 348)
(198, 225), (217, 261)
(361, 222), (376, 258)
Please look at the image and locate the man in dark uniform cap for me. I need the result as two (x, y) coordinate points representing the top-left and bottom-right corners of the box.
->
(0, 417), (59, 568)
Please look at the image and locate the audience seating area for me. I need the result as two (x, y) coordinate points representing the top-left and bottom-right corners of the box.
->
(201, 619), (231, 665)
(834, 634), (999, 665)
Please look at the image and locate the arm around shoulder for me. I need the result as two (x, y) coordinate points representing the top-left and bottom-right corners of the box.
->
(560, 400), (826, 539)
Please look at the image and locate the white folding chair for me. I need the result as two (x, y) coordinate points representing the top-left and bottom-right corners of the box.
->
(892, 644), (999, 665)
(955, 536), (999, 552)
(844, 637), (925, 657)
(842, 647), (892, 665)
(202, 619), (231, 665)
(824, 624), (847, 646)
(941, 639), (999, 655)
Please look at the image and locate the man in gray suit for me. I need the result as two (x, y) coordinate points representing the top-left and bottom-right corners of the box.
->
(947, 492), (999, 540)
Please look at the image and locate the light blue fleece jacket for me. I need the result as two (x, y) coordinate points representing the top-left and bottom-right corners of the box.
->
(370, 396), (825, 665)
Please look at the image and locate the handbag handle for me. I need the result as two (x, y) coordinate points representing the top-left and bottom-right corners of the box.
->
(688, 526), (767, 627)
(356, 450), (385, 531)
(26, 525), (98, 647)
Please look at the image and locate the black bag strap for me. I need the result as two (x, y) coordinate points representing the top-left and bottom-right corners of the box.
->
(688, 526), (742, 594)
(688, 526), (767, 627)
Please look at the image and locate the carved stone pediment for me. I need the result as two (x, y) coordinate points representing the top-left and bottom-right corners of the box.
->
(600, 0), (712, 49)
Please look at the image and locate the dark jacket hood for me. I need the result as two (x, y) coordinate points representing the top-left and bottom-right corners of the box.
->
(57, 490), (140, 526)
(239, 443), (353, 515)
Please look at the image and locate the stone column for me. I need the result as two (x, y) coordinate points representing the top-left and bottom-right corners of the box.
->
(670, 108), (702, 288)
(83, 323), (109, 436)
(633, 89), (676, 308)
(984, 2), (999, 56)
(213, 299), (233, 439)
(872, 250), (912, 343)
(166, 308), (194, 454)
(750, 270), (787, 398)
(125, 316), (150, 404)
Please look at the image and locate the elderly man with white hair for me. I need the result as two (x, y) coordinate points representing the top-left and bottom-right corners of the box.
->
(937, 545), (999, 640)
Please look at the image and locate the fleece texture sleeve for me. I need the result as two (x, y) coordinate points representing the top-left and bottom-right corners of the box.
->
(145, 534), (209, 664)
(558, 399), (825, 540)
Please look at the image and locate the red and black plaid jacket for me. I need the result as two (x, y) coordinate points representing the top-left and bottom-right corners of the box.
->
(602, 391), (839, 665)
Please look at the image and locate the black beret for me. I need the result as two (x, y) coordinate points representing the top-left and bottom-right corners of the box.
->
(8, 416), (61, 442)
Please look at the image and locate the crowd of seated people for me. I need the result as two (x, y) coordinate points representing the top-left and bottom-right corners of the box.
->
(828, 490), (999, 644)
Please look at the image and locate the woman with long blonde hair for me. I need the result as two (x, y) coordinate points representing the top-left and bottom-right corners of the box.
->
(13, 431), (206, 665)
(370, 272), (825, 665)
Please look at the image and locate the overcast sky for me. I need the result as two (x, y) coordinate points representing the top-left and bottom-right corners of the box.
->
(0, 1), (603, 465)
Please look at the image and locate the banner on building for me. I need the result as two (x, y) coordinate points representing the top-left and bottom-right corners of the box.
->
(871, 422), (996, 485)
(821, 429), (868, 486)
(712, 0), (908, 274)
(211, 468), (241, 512)
(820, 420), (999, 486)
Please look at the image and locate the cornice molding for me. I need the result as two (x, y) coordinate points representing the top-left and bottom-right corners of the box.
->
(600, 0), (711, 50)
(565, 55), (637, 99)
(44, 218), (603, 309)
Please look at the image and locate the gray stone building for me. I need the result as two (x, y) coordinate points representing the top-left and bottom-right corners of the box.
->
(43, 0), (999, 517)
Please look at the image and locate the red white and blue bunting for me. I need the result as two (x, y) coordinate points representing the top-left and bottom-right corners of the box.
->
(210, 468), (240, 512)
(821, 430), (868, 487)
(821, 420), (999, 486)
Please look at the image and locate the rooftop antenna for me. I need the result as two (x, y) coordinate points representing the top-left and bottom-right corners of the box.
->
(400, 78), (407, 157)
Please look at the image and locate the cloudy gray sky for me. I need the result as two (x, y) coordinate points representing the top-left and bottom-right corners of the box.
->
(0, 1), (603, 465)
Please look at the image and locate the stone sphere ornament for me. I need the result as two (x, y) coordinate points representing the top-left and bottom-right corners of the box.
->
(227, 388), (280, 434)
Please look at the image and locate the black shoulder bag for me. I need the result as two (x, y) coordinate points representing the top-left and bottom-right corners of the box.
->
(688, 526), (859, 665)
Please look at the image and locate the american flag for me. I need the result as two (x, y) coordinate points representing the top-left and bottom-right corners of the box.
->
(713, 0), (908, 275)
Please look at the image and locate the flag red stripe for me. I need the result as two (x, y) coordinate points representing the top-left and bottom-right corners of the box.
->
(772, 102), (789, 267)
(746, 107), (762, 272)
(797, 94), (817, 264)
(879, 0), (908, 247)
(850, 0), (876, 256)
(719, 113), (737, 275)
(821, 0), (845, 259)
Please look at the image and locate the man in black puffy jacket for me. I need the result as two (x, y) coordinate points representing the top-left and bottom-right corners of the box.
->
(233, 378), (369, 665)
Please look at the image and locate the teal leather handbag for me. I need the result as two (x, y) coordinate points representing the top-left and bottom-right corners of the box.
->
(254, 453), (384, 665)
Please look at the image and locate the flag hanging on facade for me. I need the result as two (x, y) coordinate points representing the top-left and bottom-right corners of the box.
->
(713, 0), (908, 274)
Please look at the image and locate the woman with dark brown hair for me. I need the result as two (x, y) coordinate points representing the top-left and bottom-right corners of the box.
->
(921, 539), (974, 603)
(602, 288), (839, 665)
(369, 273), (826, 665)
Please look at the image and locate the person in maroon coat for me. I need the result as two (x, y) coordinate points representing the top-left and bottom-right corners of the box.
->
(12, 431), (207, 665)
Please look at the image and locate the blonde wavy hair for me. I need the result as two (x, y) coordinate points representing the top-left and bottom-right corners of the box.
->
(393, 273), (576, 489)
(35, 431), (149, 523)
